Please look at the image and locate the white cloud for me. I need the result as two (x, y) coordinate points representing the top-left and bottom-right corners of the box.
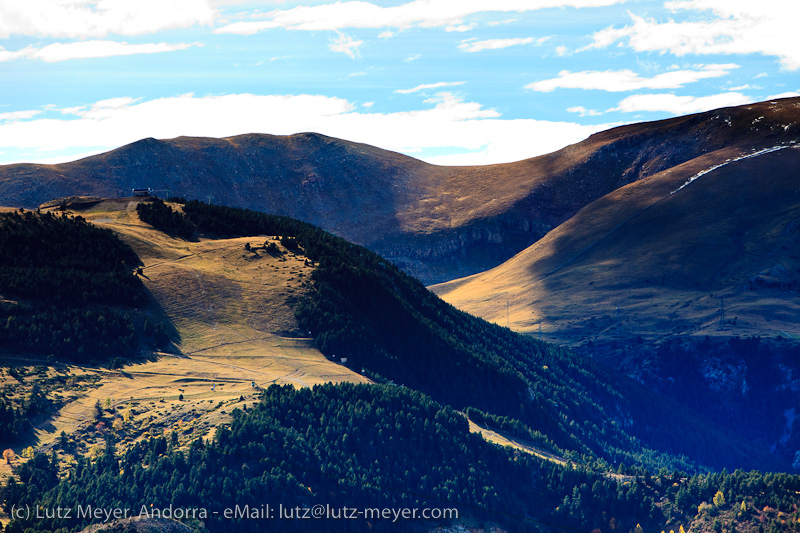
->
(0, 110), (42, 121)
(0, 0), (216, 39)
(446, 23), (477, 33)
(378, 30), (395, 39)
(395, 81), (466, 94)
(555, 45), (569, 56)
(588, 2), (800, 70)
(765, 91), (800, 100)
(458, 37), (546, 53)
(215, 0), (627, 35)
(0, 41), (196, 63)
(402, 54), (421, 63)
(0, 47), (31, 62)
(527, 64), (738, 92)
(567, 106), (603, 116)
(328, 32), (362, 59)
(0, 92), (615, 166)
(611, 91), (753, 114)
(421, 92), (499, 119)
(61, 97), (143, 119)
(488, 18), (518, 26)
(728, 84), (759, 91)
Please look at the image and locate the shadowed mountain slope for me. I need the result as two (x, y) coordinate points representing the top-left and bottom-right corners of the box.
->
(433, 144), (800, 343)
(2, 98), (800, 283)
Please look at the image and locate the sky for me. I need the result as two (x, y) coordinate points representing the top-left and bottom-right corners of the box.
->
(0, 0), (798, 166)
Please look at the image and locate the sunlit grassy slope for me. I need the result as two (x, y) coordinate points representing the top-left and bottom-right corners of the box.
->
(2, 195), (789, 481)
(26, 198), (367, 454)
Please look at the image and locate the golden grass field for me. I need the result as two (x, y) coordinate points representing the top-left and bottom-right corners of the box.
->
(465, 419), (566, 466)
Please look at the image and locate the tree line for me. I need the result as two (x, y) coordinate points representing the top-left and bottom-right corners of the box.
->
(0, 210), (143, 305)
(0, 210), (167, 362)
(1, 383), (544, 533)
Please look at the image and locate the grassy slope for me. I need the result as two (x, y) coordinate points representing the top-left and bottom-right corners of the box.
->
(5, 199), (800, 533)
(433, 146), (800, 346)
(0, 197), (790, 476)
(432, 145), (800, 467)
(2, 199), (366, 469)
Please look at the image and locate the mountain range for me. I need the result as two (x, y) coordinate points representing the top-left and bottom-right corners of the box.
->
(2, 97), (799, 285)
(4, 94), (800, 531)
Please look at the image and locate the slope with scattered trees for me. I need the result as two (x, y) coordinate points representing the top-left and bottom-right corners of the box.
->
(4, 384), (800, 533)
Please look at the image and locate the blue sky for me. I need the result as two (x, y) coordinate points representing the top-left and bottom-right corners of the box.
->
(0, 0), (797, 166)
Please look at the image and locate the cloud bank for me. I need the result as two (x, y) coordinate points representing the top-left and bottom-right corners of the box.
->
(589, 1), (800, 70)
(0, 41), (196, 63)
(528, 64), (738, 92)
(0, 92), (615, 166)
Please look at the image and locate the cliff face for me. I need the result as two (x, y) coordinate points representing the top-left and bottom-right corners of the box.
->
(2, 98), (800, 284)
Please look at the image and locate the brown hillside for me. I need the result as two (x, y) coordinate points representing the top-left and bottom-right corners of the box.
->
(2, 98), (800, 283)
(433, 143), (800, 348)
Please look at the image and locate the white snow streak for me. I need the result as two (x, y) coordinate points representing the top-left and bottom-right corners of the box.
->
(670, 145), (792, 196)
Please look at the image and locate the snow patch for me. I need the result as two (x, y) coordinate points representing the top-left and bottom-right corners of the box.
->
(670, 145), (791, 196)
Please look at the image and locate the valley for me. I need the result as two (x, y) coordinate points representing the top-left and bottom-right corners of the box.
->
(433, 144), (800, 346)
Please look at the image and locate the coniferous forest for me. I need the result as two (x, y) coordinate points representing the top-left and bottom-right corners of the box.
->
(0, 210), (143, 305)
(0, 210), (168, 362)
(4, 383), (800, 533)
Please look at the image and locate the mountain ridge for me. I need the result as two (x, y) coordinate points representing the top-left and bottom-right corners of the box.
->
(3, 97), (800, 284)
